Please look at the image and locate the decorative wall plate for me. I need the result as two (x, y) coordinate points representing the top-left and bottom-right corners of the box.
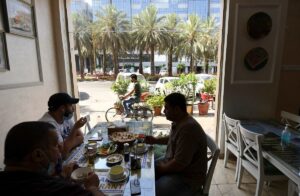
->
(244, 47), (268, 71)
(247, 12), (272, 39)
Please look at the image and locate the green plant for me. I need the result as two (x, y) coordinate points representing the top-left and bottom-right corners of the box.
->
(177, 63), (185, 73)
(202, 78), (217, 95)
(146, 94), (165, 108)
(166, 73), (197, 102)
(111, 80), (130, 95)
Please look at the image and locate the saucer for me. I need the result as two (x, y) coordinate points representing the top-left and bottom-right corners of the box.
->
(106, 168), (129, 183)
(131, 144), (148, 155)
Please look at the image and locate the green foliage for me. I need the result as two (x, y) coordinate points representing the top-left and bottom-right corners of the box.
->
(144, 74), (160, 81)
(146, 94), (165, 107)
(165, 73), (197, 102)
(202, 78), (217, 95)
(111, 80), (130, 95)
(177, 63), (185, 73)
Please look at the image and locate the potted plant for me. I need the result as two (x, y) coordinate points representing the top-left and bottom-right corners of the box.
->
(146, 94), (165, 116)
(198, 78), (216, 115)
(200, 78), (216, 101)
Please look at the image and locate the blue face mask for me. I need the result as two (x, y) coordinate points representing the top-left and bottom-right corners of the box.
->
(63, 111), (73, 120)
(41, 150), (62, 176)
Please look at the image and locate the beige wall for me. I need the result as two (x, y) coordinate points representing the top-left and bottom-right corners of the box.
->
(0, 0), (72, 168)
(217, 0), (288, 152)
(276, 0), (300, 119)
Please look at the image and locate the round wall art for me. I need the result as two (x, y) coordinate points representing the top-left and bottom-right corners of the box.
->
(244, 47), (268, 71)
(247, 12), (272, 39)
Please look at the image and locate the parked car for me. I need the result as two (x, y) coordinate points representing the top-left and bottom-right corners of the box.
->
(159, 68), (167, 76)
(195, 74), (215, 95)
(155, 77), (179, 94)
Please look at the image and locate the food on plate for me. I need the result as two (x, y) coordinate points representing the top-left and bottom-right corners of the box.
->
(76, 172), (88, 179)
(106, 154), (122, 164)
(98, 143), (116, 155)
(110, 132), (136, 143)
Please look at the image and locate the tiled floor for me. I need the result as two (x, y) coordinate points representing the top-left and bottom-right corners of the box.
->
(210, 158), (289, 196)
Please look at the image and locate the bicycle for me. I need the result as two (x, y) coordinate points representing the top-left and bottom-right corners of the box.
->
(105, 96), (153, 123)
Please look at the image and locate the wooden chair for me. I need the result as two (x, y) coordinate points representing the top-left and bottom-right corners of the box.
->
(288, 180), (299, 196)
(237, 123), (286, 196)
(195, 135), (220, 196)
(281, 111), (300, 131)
(223, 113), (240, 181)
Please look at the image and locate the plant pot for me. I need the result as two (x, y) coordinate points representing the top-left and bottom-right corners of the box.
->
(200, 93), (211, 102)
(153, 106), (162, 116)
(186, 104), (193, 115)
(198, 102), (209, 115)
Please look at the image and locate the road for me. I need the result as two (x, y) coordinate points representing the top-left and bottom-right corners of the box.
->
(78, 80), (216, 139)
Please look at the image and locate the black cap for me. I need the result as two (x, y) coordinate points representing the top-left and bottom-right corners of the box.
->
(48, 92), (79, 111)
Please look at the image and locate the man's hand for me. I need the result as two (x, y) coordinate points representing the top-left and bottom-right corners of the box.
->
(73, 117), (87, 130)
(145, 136), (157, 144)
(61, 162), (78, 179)
(84, 172), (100, 189)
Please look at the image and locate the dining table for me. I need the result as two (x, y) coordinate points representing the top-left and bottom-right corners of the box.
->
(64, 120), (156, 196)
(241, 120), (300, 196)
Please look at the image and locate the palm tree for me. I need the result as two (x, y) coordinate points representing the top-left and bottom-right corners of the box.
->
(132, 5), (168, 75)
(93, 5), (129, 76)
(163, 14), (181, 76)
(72, 12), (92, 79)
(197, 17), (219, 73)
(178, 14), (202, 73)
(132, 13), (146, 74)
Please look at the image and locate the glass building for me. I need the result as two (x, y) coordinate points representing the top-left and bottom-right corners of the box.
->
(89, 0), (221, 24)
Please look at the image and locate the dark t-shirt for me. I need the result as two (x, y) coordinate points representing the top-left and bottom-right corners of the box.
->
(133, 82), (141, 100)
(0, 171), (93, 196)
(165, 115), (207, 192)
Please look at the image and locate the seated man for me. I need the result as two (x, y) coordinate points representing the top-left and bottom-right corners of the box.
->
(40, 92), (86, 158)
(121, 74), (141, 117)
(145, 93), (207, 196)
(0, 121), (103, 196)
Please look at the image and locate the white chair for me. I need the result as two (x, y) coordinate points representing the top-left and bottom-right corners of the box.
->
(83, 114), (92, 135)
(195, 135), (220, 196)
(223, 113), (240, 181)
(281, 111), (300, 130)
(237, 123), (286, 196)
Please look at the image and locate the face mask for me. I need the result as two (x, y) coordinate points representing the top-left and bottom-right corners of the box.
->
(40, 150), (61, 176)
(63, 111), (73, 120)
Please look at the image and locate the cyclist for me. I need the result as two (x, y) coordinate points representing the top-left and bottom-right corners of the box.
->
(120, 74), (141, 117)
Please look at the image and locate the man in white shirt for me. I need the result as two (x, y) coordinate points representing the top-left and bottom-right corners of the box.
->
(40, 92), (86, 158)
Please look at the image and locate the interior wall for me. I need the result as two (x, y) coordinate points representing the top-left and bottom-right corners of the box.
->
(0, 0), (66, 168)
(276, 0), (300, 119)
(217, 0), (288, 152)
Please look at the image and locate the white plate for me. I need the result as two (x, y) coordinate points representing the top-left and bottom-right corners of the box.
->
(71, 167), (93, 182)
(106, 153), (123, 164)
(131, 144), (148, 155)
(106, 168), (129, 183)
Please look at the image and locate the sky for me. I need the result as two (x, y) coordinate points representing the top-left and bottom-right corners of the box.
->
(84, 0), (92, 5)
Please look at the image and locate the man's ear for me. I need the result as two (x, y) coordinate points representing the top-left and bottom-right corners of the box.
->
(31, 149), (47, 162)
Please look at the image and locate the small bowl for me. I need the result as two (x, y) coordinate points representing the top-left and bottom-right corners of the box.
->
(71, 167), (93, 182)
(109, 165), (124, 180)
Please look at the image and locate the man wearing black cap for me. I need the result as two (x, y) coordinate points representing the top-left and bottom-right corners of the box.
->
(40, 92), (86, 157)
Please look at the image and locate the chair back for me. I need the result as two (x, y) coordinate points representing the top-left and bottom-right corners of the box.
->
(237, 123), (264, 176)
(281, 111), (300, 130)
(223, 113), (240, 148)
(202, 135), (220, 195)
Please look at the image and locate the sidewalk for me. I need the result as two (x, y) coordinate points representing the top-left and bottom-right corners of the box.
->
(78, 81), (216, 139)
